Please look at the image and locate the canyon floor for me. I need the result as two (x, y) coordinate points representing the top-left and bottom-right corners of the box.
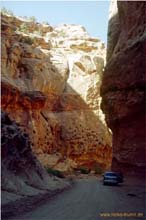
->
(6, 175), (145, 220)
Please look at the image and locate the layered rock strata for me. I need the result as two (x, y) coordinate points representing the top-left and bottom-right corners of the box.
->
(1, 13), (112, 172)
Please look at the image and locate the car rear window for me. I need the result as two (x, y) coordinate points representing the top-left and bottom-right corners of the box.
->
(105, 173), (117, 177)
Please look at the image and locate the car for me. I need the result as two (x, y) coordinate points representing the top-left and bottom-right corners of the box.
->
(116, 172), (124, 183)
(103, 171), (122, 185)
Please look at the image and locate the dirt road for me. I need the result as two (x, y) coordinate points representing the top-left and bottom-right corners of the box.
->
(11, 176), (145, 220)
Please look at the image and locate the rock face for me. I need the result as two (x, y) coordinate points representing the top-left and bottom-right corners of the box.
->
(1, 111), (68, 205)
(101, 1), (146, 174)
(1, 13), (112, 173)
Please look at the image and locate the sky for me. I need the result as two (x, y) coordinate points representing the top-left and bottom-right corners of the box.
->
(1, 1), (110, 43)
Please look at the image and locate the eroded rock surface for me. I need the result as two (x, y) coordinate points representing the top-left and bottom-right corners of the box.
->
(1, 13), (112, 172)
(101, 1), (146, 174)
(1, 111), (68, 206)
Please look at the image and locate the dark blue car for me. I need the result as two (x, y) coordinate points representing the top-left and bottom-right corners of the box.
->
(103, 171), (123, 185)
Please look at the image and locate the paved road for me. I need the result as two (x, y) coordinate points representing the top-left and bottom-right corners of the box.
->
(12, 176), (145, 220)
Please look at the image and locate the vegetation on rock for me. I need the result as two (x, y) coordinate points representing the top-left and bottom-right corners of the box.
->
(46, 168), (65, 178)
(1, 7), (14, 16)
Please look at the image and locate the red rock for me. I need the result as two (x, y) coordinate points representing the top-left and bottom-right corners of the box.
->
(1, 13), (112, 172)
(101, 1), (146, 175)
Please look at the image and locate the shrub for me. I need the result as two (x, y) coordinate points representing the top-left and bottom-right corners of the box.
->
(94, 166), (103, 174)
(1, 7), (14, 16)
(21, 37), (34, 45)
(33, 29), (42, 36)
(29, 16), (36, 23)
(22, 16), (28, 20)
(79, 167), (90, 174)
(42, 21), (50, 25)
(46, 168), (64, 178)
(17, 23), (29, 33)
(59, 30), (66, 37)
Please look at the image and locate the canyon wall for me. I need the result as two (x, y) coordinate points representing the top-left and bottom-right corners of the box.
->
(1, 14), (112, 172)
(1, 111), (69, 206)
(101, 1), (146, 174)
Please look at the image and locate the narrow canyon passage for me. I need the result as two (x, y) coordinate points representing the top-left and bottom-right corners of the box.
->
(10, 177), (145, 220)
(1, 1), (146, 219)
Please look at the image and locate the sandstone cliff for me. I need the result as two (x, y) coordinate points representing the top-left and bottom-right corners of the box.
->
(101, 1), (146, 174)
(1, 111), (69, 207)
(1, 13), (112, 173)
